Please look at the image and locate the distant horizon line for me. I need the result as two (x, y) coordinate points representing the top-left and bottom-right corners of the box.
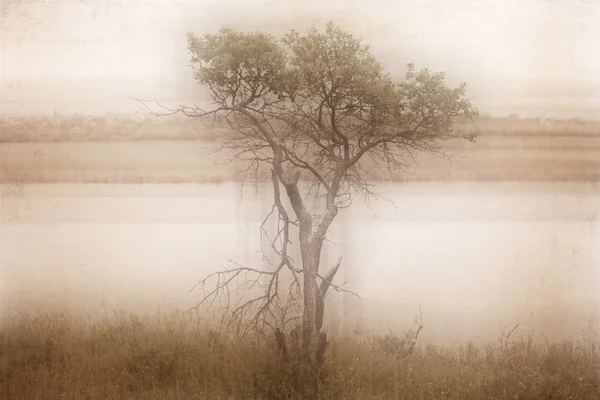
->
(1, 109), (599, 122)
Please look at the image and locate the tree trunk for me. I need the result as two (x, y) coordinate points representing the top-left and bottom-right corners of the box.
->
(298, 235), (338, 366)
(300, 237), (320, 363)
(279, 169), (337, 365)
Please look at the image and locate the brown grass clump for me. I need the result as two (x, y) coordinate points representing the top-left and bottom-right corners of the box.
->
(0, 309), (598, 399)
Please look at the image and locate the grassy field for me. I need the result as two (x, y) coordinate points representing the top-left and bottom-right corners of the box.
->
(1, 113), (599, 183)
(1, 138), (600, 184)
(1, 309), (599, 399)
(1, 114), (600, 143)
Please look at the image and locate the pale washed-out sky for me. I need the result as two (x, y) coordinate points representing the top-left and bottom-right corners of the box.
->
(1, 0), (599, 117)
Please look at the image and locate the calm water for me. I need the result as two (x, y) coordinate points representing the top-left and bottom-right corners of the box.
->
(1, 181), (599, 344)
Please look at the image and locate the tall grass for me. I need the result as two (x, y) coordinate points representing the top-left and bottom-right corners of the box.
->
(1, 309), (598, 399)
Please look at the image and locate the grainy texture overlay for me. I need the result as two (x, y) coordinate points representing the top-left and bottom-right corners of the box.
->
(1, 0), (599, 398)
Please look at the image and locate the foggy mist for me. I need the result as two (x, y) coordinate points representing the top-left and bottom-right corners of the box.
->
(1, 2), (600, 397)
(1, 0), (600, 118)
(1, 182), (599, 345)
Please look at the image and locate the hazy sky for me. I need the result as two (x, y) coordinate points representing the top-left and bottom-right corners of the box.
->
(1, 0), (600, 117)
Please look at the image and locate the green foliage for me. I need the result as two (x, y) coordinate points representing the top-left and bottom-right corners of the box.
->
(401, 63), (479, 139)
(186, 28), (288, 105)
(183, 21), (479, 187)
(186, 20), (477, 134)
(281, 22), (389, 104)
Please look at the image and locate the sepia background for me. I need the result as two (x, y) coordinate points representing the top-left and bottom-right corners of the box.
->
(1, 0), (599, 346)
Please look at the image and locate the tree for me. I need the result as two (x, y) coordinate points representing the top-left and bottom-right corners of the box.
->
(139, 21), (478, 364)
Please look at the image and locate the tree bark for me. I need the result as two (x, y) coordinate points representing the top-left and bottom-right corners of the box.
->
(276, 164), (340, 364)
(299, 235), (320, 362)
(316, 257), (341, 333)
(298, 234), (341, 363)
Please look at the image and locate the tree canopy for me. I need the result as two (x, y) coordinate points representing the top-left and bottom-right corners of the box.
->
(179, 22), (477, 198)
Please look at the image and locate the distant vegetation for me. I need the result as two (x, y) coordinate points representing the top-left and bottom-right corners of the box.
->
(1, 113), (600, 143)
(1, 113), (599, 184)
(0, 113), (231, 142)
(1, 310), (598, 399)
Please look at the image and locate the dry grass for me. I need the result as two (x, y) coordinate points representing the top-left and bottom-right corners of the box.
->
(1, 114), (600, 143)
(1, 139), (600, 184)
(0, 309), (599, 399)
(0, 114), (232, 143)
(1, 114), (600, 184)
(455, 114), (600, 137)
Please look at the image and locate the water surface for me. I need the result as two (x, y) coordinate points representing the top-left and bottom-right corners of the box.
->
(1, 181), (598, 344)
